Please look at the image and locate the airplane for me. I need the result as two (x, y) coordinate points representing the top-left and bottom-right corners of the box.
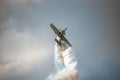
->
(50, 23), (72, 48)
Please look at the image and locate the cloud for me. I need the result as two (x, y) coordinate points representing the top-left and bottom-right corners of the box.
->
(3, 0), (44, 5)
(0, 0), (50, 79)
(0, 18), (51, 79)
(0, 0), (44, 18)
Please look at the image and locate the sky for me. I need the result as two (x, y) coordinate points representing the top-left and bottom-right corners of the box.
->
(0, 0), (120, 80)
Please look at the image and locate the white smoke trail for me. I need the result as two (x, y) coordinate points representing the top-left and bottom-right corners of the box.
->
(46, 43), (78, 80)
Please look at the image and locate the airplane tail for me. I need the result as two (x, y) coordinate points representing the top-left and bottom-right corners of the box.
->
(61, 28), (67, 35)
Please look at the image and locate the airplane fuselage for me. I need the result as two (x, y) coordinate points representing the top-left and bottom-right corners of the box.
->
(50, 23), (72, 48)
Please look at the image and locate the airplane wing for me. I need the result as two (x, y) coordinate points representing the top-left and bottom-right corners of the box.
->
(61, 35), (72, 46)
(50, 23), (60, 35)
(50, 23), (72, 47)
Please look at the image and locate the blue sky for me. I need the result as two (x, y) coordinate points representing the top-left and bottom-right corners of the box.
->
(0, 0), (120, 80)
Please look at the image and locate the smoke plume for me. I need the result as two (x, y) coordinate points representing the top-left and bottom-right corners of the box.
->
(47, 43), (78, 80)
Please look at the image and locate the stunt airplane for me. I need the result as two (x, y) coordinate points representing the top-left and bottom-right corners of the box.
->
(50, 23), (72, 48)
